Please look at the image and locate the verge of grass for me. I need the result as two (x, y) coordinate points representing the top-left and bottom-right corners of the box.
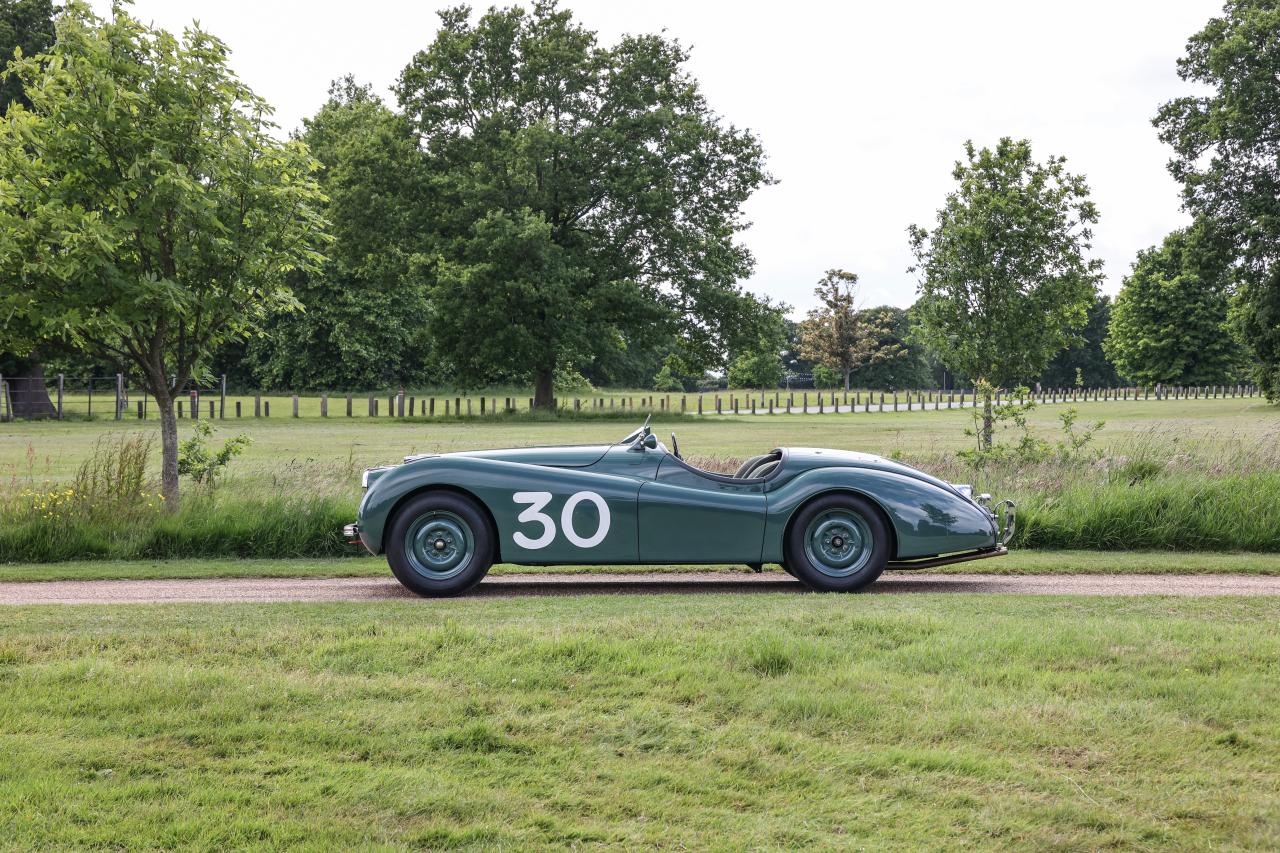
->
(0, 595), (1276, 849)
(5, 550), (1280, 582)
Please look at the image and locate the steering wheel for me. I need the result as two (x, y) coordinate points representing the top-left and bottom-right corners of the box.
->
(670, 432), (681, 459)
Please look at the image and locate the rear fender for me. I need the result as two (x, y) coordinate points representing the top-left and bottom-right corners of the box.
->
(764, 467), (997, 562)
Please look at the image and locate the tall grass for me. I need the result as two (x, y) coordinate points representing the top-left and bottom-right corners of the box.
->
(2, 427), (1278, 562)
(0, 433), (357, 562)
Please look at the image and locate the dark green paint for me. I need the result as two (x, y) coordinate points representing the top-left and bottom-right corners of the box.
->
(355, 427), (999, 565)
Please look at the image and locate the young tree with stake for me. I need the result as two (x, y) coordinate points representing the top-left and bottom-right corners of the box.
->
(0, 3), (327, 508)
(908, 139), (1101, 449)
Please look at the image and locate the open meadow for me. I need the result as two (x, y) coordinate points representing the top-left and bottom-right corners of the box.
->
(2, 396), (1277, 563)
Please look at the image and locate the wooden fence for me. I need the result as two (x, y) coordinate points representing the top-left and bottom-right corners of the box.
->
(0, 374), (1264, 422)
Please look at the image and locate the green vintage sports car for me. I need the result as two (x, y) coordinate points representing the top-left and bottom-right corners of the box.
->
(345, 417), (1014, 596)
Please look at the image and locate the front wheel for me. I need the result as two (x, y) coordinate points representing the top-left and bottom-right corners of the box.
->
(386, 492), (495, 597)
(784, 494), (889, 592)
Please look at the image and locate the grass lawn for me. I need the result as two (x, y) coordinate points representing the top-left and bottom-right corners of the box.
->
(4, 396), (1276, 485)
(5, 550), (1280, 582)
(0, 595), (1276, 849)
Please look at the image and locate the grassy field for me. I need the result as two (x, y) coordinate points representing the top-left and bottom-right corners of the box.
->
(5, 550), (1280, 582)
(1, 594), (1276, 849)
(3, 397), (1278, 560)
(5, 396), (1276, 482)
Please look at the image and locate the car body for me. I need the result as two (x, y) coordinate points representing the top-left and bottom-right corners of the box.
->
(346, 418), (1014, 596)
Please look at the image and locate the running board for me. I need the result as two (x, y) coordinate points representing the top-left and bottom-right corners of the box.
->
(886, 545), (1007, 571)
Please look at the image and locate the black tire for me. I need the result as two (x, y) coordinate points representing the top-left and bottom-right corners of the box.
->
(385, 491), (495, 597)
(784, 493), (889, 592)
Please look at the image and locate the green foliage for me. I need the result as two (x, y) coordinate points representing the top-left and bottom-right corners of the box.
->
(1040, 295), (1121, 388)
(177, 422), (251, 487)
(651, 363), (683, 392)
(957, 384), (1104, 471)
(1105, 223), (1244, 386)
(1156, 0), (1280, 400)
(957, 383), (1047, 469)
(0, 3), (327, 505)
(727, 344), (783, 390)
(908, 139), (1103, 388)
(811, 363), (839, 389)
(0, 0), (54, 112)
(847, 305), (934, 390)
(243, 78), (436, 391)
(727, 313), (787, 389)
(396, 3), (775, 404)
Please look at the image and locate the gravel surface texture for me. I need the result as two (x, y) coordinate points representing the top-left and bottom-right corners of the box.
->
(2, 572), (1279, 604)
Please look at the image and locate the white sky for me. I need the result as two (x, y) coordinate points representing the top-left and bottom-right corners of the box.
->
(92, 0), (1219, 317)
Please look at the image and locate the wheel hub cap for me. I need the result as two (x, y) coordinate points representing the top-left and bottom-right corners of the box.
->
(404, 511), (473, 580)
(803, 511), (872, 578)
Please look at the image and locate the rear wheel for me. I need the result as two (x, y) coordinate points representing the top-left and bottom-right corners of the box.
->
(784, 494), (889, 592)
(386, 492), (494, 597)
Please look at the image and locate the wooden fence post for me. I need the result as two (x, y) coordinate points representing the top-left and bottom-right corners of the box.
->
(56, 373), (64, 419)
(368, 396), (375, 416)
(430, 398), (436, 417)
(236, 401), (241, 418)
(292, 395), (299, 418)
(264, 400), (270, 417)
(254, 395), (261, 418)
(321, 394), (328, 417)
(219, 375), (227, 419)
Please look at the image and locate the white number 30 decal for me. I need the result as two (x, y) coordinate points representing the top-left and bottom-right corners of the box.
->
(512, 491), (611, 550)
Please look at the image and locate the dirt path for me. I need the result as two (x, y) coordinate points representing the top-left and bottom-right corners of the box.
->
(1, 572), (1279, 604)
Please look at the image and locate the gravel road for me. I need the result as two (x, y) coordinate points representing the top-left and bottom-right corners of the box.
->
(1, 572), (1278, 604)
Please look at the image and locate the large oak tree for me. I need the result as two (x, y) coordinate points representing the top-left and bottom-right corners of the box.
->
(0, 3), (327, 507)
(396, 2), (775, 408)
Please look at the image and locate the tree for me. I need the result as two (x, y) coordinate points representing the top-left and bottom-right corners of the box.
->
(0, 0), (56, 414)
(0, 0), (52, 111)
(798, 270), (903, 391)
(847, 306), (935, 390)
(396, 2), (774, 408)
(0, 3), (326, 507)
(908, 138), (1102, 449)
(1104, 223), (1244, 387)
(1156, 0), (1280, 399)
(727, 316), (787, 390)
(243, 78), (436, 391)
(1040, 295), (1120, 388)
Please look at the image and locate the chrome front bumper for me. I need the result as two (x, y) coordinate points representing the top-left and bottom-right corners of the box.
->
(993, 499), (1016, 545)
(343, 523), (361, 544)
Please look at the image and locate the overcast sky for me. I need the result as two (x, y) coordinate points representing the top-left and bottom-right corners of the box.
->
(91, 0), (1220, 317)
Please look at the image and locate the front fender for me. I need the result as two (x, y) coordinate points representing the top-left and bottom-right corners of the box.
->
(357, 457), (642, 563)
(763, 467), (998, 562)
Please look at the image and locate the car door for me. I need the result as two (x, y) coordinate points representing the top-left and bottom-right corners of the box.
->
(636, 456), (768, 563)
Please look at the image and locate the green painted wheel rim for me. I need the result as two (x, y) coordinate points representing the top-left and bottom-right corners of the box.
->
(404, 510), (473, 580)
(803, 510), (872, 578)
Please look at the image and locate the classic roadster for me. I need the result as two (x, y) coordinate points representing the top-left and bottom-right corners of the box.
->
(345, 417), (1014, 596)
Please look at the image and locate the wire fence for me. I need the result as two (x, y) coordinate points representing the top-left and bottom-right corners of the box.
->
(0, 373), (1265, 422)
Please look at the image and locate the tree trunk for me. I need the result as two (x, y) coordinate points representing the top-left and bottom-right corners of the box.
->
(981, 389), (994, 451)
(157, 392), (181, 512)
(4, 358), (56, 419)
(842, 368), (851, 392)
(533, 366), (555, 411)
